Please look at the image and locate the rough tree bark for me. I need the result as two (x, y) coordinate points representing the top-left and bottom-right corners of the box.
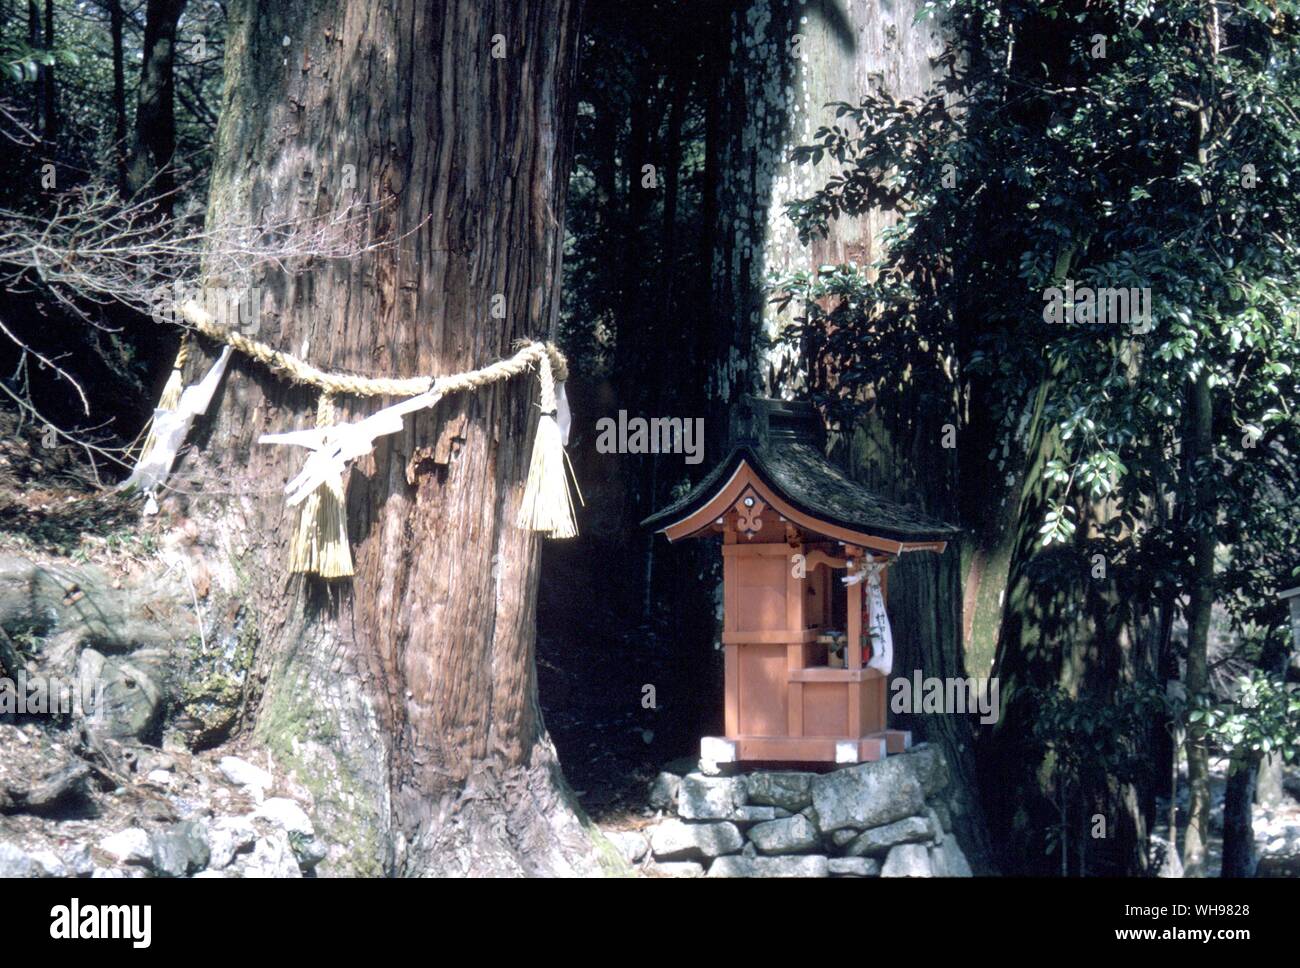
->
(175, 0), (617, 877)
(127, 0), (186, 207)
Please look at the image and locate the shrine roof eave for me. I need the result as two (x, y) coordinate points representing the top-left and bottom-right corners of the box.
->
(641, 443), (960, 553)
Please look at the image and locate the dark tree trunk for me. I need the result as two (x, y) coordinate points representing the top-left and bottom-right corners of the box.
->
(26, 0), (39, 136)
(1182, 367), (1215, 876)
(40, 0), (53, 144)
(110, 0), (129, 194)
(1221, 757), (1258, 877)
(983, 360), (1150, 876)
(178, 0), (613, 877)
(127, 0), (186, 206)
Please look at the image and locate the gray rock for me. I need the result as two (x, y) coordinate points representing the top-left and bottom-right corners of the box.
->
(842, 815), (933, 857)
(219, 756), (273, 796)
(748, 815), (820, 855)
(708, 855), (829, 878)
(900, 744), (950, 797)
(649, 818), (743, 860)
(732, 805), (778, 823)
(605, 830), (649, 864)
(829, 857), (880, 877)
(881, 842), (933, 877)
(743, 772), (814, 812)
(292, 834), (328, 870)
(99, 827), (152, 865)
(62, 844), (94, 877)
(928, 799), (953, 833)
(207, 816), (258, 869)
(232, 830), (301, 878)
(81, 648), (165, 742)
(812, 758), (926, 832)
(678, 774), (745, 820)
(150, 820), (211, 877)
(647, 772), (681, 810)
(931, 838), (973, 877)
(0, 842), (40, 877)
(254, 797), (314, 836)
(20, 762), (91, 813)
(29, 849), (68, 877)
(706, 855), (753, 877)
(830, 829), (859, 848)
(649, 860), (704, 877)
(926, 807), (945, 844)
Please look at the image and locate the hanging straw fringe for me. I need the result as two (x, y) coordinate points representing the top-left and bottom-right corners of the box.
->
(145, 300), (581, 577)
(288, 393), (354, 578)
(516, 353), (579, 539)
(136, 333), (190, 465)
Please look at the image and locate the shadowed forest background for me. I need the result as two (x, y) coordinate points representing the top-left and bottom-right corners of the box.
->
(2, 0), (1300, 878)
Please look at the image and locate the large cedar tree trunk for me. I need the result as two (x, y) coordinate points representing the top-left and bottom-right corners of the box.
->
(176, 0), (616, 877)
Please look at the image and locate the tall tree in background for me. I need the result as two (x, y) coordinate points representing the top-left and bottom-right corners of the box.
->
(706, 0), (992, 869)
(109, 0), (128, 193)
(175, 0), (609, 876)
(127, 0), (185, 206)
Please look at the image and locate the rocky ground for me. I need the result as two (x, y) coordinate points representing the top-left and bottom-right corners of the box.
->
(0, 722), (327, 877)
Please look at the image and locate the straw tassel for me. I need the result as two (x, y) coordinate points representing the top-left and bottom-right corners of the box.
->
(517, 353), (579, 538)
(288, 393), (355, 577)
(137, 333), (190, 464)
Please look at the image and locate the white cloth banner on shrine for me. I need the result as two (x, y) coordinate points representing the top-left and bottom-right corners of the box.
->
(863, 559), (893, 674)
(842, 556), (893, 675)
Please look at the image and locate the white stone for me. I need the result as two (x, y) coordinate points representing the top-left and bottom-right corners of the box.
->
(649, 818), (744, 860)
(647, 772), (680, 810)
(748, 815), (820, 855)
(881, 843), (933, 877)
(829, 857), (880, 877)
(99, 827), (152, 865)
(253, 797), (314, 836)
(207, 816), (259, 869)
(811, 758), (926, 832)
(678, 774), (745, 820)
(649, 860), (704, 877)
(708, 854), (829, 878)
(0, 843), (39, 877)
(218, 756), (273, 797)
(233, 830), (302, 878)
(700, 736), (737, 763)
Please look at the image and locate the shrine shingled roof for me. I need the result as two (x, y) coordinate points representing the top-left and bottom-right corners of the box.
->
(640, 441), (960, 544)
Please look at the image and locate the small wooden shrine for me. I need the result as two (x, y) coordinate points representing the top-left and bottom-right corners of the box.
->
(643, 397), (958, 765)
